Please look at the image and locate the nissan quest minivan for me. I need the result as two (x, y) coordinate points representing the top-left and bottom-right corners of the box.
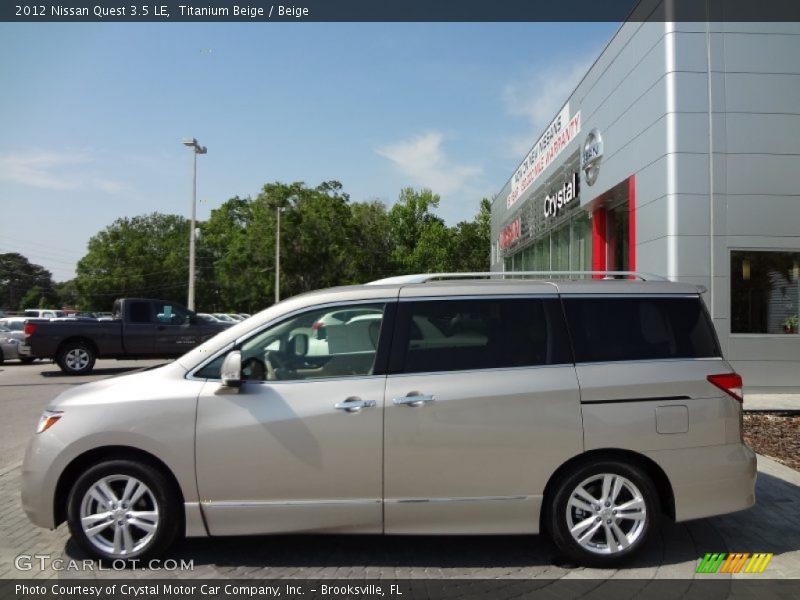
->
(21, 273), (756, 567)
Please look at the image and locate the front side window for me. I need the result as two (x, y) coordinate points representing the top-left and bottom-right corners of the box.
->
(731, 250), (800, 334)
(563, 297), (721, 363)
(393, 298), (571, 374)
(197, 303), (386, 381)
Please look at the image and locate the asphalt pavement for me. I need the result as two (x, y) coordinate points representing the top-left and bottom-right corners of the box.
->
(1, 359), (798, 580)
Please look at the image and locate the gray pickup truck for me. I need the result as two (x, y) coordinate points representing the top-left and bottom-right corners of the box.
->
(20, 298), (231, 374)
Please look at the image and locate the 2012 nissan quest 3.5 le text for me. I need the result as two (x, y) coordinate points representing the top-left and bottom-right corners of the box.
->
(21, 272), (757, 567)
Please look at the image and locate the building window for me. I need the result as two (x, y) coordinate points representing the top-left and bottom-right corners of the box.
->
(606, 201), (630, 272)
(570, 212), (591, 272)
(552, 224), (571, 271)
(731, 250), (800, 334)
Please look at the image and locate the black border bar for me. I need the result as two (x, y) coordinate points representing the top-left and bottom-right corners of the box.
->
(3, 0), (800, 23)
(3, 579), (800, 600)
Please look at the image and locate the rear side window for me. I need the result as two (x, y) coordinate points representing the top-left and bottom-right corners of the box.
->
(563, 296), (721, 363)
(391, 298), (571, 374)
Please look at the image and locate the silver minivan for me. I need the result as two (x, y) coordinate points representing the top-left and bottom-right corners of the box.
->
(21, 273), (756, 567)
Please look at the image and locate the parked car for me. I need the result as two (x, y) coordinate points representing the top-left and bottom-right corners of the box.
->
(312, 306), (383, 340)
(23, 309), (66, 319)
(0, 319), (37, 363)
(0, 317), (27, 332)
(212, 313), (237, 324)
(196, 313), (222, 323)
(0, 326), (24, 364)
(19, 298), (230, 374)
(21, 273), (756, 567)
(226, 313), (245, 322)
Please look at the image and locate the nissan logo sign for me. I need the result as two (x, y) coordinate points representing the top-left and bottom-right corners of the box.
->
(581, 128), (603, 186)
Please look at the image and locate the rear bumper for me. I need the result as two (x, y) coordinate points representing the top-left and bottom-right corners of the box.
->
(646, 443), (757, 522)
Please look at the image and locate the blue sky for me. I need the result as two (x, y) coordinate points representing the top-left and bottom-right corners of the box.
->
(0, 22), (619, 281)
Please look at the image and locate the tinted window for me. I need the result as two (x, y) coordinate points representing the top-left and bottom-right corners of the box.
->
(128, 302), (151, 323)
(563, 297), (720, 363)
(393, 298), (571, 374)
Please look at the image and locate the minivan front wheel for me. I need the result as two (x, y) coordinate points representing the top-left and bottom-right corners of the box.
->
(549, 461), (660, 567)
(66, 460), (180, 562)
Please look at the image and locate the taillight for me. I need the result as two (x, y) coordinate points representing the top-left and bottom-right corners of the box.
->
(24, 322), (37, 336)
(707, 373), (743, 402)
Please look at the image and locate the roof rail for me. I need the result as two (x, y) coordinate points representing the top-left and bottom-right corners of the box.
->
(368, 271), (669, 285)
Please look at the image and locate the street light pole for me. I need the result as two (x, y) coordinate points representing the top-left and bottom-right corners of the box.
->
(182, 138), (207, 311)
(275, 206), (285, 304)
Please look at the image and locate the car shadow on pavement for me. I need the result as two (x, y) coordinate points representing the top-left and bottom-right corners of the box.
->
(39, 367), (144, 378)
(59, 471), (800, 574)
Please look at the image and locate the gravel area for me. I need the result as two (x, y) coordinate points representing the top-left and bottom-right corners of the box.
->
(744, 413), (800, 471)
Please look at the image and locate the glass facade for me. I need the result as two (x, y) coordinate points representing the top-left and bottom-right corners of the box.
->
(606, 201), (630, 272)
(731, 250), (800, 334)
(503, 211), (591, 274)
(570, 212), (591, 272)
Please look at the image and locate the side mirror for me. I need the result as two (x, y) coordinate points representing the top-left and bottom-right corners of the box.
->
(221, 351), (242, 388)
(289, 333), (308, 357)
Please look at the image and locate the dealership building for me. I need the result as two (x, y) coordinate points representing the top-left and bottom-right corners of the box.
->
(490, 18), (800, 391)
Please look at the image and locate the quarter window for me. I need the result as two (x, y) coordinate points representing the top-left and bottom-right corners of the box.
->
(563, 297), (721, 363)
(393, 298), (571, 374)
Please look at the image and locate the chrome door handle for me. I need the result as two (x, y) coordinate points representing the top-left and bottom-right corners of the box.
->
(392, 394), (435, 407)
(335, 398), (377, 413)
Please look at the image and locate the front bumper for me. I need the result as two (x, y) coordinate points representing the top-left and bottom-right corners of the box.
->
(21, 431), (65, 530)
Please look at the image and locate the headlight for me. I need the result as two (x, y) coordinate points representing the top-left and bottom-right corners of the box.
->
(36, 410), (63, 434)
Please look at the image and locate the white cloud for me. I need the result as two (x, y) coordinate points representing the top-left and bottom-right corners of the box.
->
(0, 151), (125, 193)
(503, 54), (595, 158)
(376, 132), (482, 196)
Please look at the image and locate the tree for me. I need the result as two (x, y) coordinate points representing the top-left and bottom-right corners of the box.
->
(0, 253), (56, 310)
(450, 198), (492, 272)
(19, 285), (60, 310)
(75, 213), (192, 310)
(55, 279), (80, 308)
(388, 188), (454, 273)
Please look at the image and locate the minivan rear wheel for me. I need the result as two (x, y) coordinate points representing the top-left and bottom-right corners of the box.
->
(66, 460), (180, 562)
(548, 460), (660, 567)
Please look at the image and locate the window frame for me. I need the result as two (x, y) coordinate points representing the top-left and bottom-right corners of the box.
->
(729, 247), (800, 337)
(387, 294), (573, 376)
(187, 298), (397, 382)
(560, 293), (723, 365)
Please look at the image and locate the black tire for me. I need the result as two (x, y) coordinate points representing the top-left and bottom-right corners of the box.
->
(0, 348), (4, 365)
(67, 459), (181, 562)
(20, 357), (35, 364)
(56, 341), (96, 375)
(548, 460), (660, 568)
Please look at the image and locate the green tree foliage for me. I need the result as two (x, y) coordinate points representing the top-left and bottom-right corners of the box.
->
(19, 285), (60, 310)
(450, 198), (492, 272)
(62, 182), (491, 314)
(54, 279), (80, 308)
(0, 253), (56, 311)
(389, 188), (454, 273)
(75, 213), (192, 310)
